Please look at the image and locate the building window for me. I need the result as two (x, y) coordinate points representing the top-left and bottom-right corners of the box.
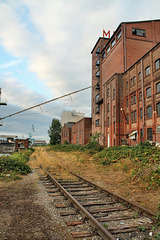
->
(127, 113), (129, 124)
(107, 117), (109, 127)
(95, 94), (100, 103)
(111, 38), (115, 48)
(140, 108), (143, 120)
(96, 82), (100, 90)
(139, 92), (142, 101)
(156, 82), (160, 94)
(114, 139), (116, 146)
(96, 59), (100, 67)
(132, 28), (145, 37)
(131, 78), (133, 86)
(145, 66), (150, 76)
(134, 110), (137, 122)
(131, 96), (134, 105)
(95, 119), (100, 127)
(131, 112), (134, 123)
(131, 94), (136, 105)
(96, 70), (100, 78)
(107, 103), (110, 112)
(126, 98), (128, 107)
(113, 89), (115, 99)
(133, 76), (136, 85)
(102, 52), (105, 59)
(147, 106), (152, 119)
(113, 106), (115, 116)
(95, 106), (100, 114)
(117, 29), (122, 40)
(107, 46), (110, 54)
(139, 72), (141, 81)
(157, 102), (160, 117)
(107, 88), (109, 97)
(140, 129), (143, 143)
(155, 59), (160, 70)
(96, 46), (100, 56)
(126, 81), (128, 90)
(146, 87), (151, 98)
(147, 128), (153, 141)
(113, 121), (116, 133)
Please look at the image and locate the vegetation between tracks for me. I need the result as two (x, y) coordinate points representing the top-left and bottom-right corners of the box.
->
(0, 149), (33, 181)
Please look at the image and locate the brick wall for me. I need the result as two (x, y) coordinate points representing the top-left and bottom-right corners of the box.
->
(71, 118), (92, 145)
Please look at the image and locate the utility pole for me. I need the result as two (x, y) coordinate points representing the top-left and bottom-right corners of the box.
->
(0, 88), (7, 126)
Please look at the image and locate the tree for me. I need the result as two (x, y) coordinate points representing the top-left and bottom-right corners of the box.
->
(48, 118), (62, 145)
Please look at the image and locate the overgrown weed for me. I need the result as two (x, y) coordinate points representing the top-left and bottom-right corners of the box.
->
(0, 149), (33, 181)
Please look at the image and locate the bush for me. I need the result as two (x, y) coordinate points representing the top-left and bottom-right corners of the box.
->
(94, 142), (160, 165)
(86, 133), (103, 154)
(0, 149), (33, 180)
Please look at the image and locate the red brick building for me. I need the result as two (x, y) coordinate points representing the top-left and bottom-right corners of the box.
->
(71, 118), (92, 145)
(15, 139), (29, 150)
(123, 42), (160, 146)
(61, 122), (75, 144)
(91, 20), (160, 146)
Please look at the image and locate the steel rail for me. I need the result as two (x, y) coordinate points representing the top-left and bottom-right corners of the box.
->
(59, 165), (156, 221)
(40, 164), (116, 240)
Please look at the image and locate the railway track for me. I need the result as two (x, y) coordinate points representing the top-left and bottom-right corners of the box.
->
(39, 164), (157, 240)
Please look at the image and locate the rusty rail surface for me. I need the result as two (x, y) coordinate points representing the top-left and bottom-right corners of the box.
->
(40, 164), (116, 240)
(59, 165), (156, 220)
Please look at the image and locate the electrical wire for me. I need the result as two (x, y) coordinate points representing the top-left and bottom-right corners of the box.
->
(0, 86), (92, 120)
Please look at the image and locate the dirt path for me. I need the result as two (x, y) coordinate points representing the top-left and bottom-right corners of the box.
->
(0, 171), (74, 240)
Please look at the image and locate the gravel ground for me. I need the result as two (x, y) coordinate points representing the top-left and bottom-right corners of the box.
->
(0, 171), (74, 240)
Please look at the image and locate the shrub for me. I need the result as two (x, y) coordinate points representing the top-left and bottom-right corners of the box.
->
(0, 149), (33, 180)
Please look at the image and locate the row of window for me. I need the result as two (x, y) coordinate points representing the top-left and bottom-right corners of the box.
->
(102, 29), (122, 59)
(130, 128), (153, 142)
(126, 60), (160, 90)
(62, 131), (69, 138)
(126, 82), (160, 107)
(97, 27), (148, 60)
(126, 102), (160, 124)
(107, 88), (115, 99)
(95, 101), (160, 127)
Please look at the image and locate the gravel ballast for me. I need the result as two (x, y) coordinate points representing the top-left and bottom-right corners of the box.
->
(0, 171), (74, 240)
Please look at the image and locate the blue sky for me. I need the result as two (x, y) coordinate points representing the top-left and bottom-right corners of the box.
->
(0, 0), (160, 141)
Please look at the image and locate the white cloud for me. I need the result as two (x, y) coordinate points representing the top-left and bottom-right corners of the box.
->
(0, 59), (22, 68)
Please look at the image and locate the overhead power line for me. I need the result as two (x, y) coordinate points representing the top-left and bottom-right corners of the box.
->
(0, 86), (92, 120)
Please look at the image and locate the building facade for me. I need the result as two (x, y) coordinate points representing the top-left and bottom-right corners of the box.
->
(91, 20), (160, 146)
(71, 118), (92, 145)
(123, 42), (160, 146)
(61, 122), (75, 144)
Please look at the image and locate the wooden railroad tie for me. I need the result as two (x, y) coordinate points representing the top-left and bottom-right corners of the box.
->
(71, 231), (92, 238)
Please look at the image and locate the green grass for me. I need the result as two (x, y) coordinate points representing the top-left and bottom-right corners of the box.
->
(47, 141), (160, 188)
(0, 149), (33, 181)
